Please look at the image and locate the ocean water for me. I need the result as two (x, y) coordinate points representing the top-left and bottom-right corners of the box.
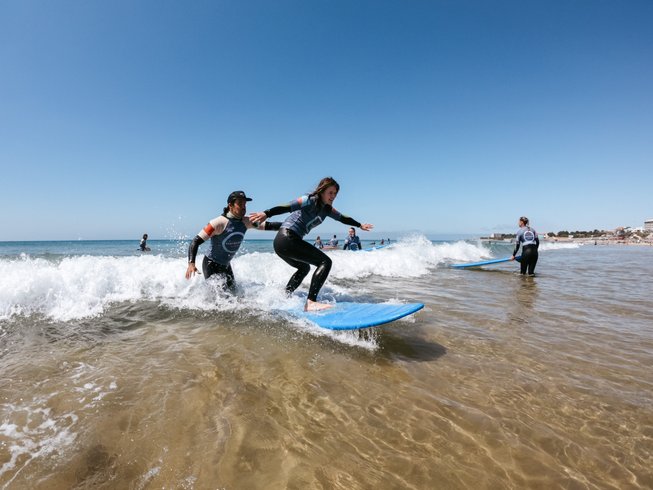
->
(1, 236), (651, 489)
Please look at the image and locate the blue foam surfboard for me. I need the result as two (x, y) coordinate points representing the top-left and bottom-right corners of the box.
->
(294, 302), (424, 330)
(451, 255), (521, 268)
(362, 244), (388, 251)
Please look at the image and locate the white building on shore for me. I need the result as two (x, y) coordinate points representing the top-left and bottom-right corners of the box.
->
(645, 219), (653, 231)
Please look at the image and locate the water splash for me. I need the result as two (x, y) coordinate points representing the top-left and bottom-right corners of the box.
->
(0, 236), (493, 322)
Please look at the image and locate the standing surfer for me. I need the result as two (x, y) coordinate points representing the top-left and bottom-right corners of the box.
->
(250, 177), (373, 311)
(511, 216), (539, 275)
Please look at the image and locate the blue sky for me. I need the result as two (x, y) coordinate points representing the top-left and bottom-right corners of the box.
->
(1, 0), (652, 241)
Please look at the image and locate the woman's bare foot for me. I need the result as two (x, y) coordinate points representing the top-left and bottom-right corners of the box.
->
(304, 300), (333, 312)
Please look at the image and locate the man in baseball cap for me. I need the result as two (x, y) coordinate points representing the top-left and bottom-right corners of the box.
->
(185, 190), (280, 288)
(227, 190), (252, 204)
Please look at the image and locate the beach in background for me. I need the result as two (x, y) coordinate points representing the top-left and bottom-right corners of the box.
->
(1, 237), (652, 489)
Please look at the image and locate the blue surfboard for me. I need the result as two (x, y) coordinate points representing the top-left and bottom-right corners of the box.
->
(293, 302), (424, 330)
(451, 255), (521, 268)
(362, 244), (388, 251)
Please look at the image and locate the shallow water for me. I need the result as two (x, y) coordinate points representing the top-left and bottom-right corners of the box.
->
(1, 239), (652, 489)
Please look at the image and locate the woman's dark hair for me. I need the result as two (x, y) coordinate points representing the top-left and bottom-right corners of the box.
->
(519, 216), (529, 225)
(311, 177), (340, 198)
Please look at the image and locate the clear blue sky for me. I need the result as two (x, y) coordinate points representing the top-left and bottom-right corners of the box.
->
(1, 0), (652, 240)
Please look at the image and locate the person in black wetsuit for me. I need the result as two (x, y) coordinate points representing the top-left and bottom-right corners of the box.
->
(139, 233), (150, 251)
(511, 216), (539, 275)
(249, 177), (373, 311)
(185, 191), (281, 289)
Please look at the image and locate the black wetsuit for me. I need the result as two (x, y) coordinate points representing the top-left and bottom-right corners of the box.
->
(513, 226), (539, 275)
(264, 195), (362, 301)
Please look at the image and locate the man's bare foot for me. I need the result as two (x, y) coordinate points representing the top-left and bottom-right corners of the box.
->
(304, 300), (333, 312)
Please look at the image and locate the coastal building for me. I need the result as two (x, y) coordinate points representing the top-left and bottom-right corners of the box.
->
(645, 219), (653, 231)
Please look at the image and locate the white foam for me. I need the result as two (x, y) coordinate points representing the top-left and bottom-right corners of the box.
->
(0, 236), (490, 322)
(0, 362), (118, 483)
(0, 398), (78, 482)
(539, 241), (581, 251)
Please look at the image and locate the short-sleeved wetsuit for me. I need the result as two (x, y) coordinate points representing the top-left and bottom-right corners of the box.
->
(263, 195), (362, 301)
(513, 226), (539, 275)
(343, 235), (361, 251)
(188, 213), (280, 288)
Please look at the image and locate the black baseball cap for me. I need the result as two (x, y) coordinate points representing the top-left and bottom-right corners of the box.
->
(227, 190), (252, 204)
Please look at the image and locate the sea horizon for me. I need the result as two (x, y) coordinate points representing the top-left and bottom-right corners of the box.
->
(0, 233), (483, 243)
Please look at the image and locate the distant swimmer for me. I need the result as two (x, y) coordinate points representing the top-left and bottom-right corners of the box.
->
(250, 177), (373, 311)
(511, 216), (539, 275)
(328, 234), (339, 247)
(139, 233), (151, 252)
(343, 227), (361, 251)
(314, 236), (324, 249)
(185, 191), (281, 289)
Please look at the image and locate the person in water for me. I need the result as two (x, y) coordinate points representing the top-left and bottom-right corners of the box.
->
(139, 233), (150, 251)
(185, 191), (281, 289)
(313, 236), (324, 249)
(250, 177), (373, 311)
(327, 234), (339, 247)
(343, 227), (361, 251)
(511, 216), (539, 275)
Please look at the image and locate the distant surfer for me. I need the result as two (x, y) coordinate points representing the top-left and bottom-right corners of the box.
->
(511, 216), (539, 275)
(314, 236), (324, 249)
(250, 177), (373, 311)
(328, 234), (339, 247)
(185, 191), (281, 289)
(343, 227), (361, 251)
(139, 233), (151, 252)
